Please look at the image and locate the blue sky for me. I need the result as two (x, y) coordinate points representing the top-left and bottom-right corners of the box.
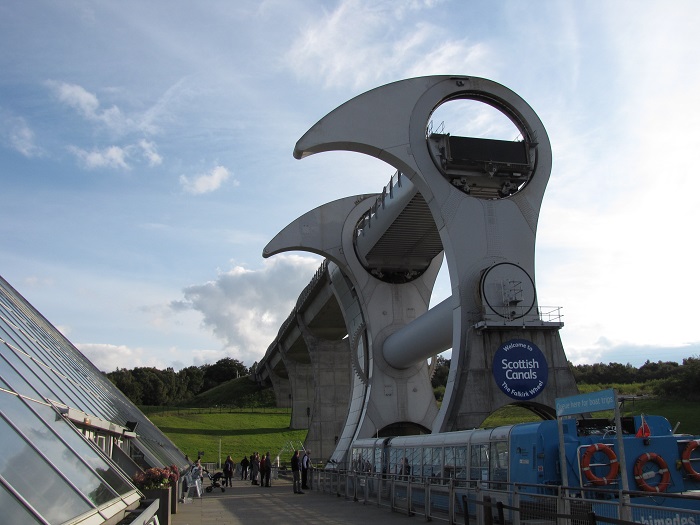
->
(2, 0), (699, 372)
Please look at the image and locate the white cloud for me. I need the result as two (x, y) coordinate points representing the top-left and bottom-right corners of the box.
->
(69, 145), (130, 170)
(47, 80), (133, 133)
(179, 165), (234, 194)
(0, 110), (42, 157)
(172, 254), (322, 364)
(47, 81), (167, 170)
(76, 343), (155, 373)
(139, 139), (163, 166)
(284, 0), (489, 89)
(9, 118), (41, 157)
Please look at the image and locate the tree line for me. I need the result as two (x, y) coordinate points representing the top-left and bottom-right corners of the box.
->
(107, 355), (700, 407)
(430, 356), (700, 399)
(572, 357), (700, 398)
(106, 357), (248, 406)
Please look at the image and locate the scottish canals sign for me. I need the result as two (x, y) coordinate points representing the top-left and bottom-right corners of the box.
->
(492, 339), (548, 400)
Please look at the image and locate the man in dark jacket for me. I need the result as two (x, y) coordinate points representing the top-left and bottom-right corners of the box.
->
(291, 450), (303, 494)
(240, 455), (250, 480)
(260, 452), (272, 487)
(301, 449), (312, 490)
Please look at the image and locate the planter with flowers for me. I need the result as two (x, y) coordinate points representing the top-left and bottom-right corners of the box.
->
(133, 466), (180, 524)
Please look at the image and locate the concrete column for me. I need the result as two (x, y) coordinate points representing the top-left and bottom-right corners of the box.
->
(278, 339), (315, 430)
(441, 327), (578, 431)
(296, 313), (352, 463)
(264, 360), (292, 409)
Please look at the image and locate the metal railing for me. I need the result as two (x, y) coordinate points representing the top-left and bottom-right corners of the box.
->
(314, 469), (700, 525)
(473, 305), (564, 329)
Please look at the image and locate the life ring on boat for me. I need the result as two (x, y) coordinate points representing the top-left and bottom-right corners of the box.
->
(633, 452), (670, 492)
(580, 443), (619, 485)
(681, 440), (700, 481)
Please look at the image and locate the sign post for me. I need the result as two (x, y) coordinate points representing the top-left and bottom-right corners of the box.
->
(555, 389), (631, 520)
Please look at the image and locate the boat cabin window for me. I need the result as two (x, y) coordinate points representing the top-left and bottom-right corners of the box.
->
(455, 446), (468, 484)
(352, 447), (374, 472)
(423, 446), (442, 481)
(490, 441), (509, 486)
(470, 444), (489, 483)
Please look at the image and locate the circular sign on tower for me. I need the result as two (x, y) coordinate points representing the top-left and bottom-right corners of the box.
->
(480, 262), (536, 321)
(492, 339), (548, 400)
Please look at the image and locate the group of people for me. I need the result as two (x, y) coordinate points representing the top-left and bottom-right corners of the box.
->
(184, 449), (314, 494)
(239, 451), (273, 487)
(291, 449), (313, 494)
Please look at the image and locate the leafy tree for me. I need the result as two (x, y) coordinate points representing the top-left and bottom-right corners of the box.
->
(654, 357), (700, 399)
(433, 385), (445, 402)
(638, 360), (680, 382)
(431, 356), (450, 389)
(202, 357), (247, 391)
(107, 368), (143, 405)
(132, 367), (167, 406)
(160, 367), (181, 405)
(179, 366), (205, 399)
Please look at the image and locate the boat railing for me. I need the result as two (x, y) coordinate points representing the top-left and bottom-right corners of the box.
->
(315, 469), (700, 525)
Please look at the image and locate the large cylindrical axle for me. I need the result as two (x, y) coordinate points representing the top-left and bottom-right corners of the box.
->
(382, 297), (452, 369)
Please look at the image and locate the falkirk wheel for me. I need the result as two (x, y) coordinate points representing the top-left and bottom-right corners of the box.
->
(262, 75), (579, 465)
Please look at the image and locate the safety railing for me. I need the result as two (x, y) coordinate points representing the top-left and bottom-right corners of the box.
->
(354, 170), (405, 239)
(314, 470), (700, 525)
(473, 305), (564, 329)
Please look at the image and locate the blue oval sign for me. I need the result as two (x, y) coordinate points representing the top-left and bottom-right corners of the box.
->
(492, 339), (548, 400)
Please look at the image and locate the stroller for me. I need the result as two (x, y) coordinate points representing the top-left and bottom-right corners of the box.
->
(204, 470), (226, 493)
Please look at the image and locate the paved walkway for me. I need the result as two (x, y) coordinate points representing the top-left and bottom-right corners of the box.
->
(172, 476), (414, 525)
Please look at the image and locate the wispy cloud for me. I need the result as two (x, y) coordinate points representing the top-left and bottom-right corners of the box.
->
(0, 110), (42, 157)
(179, 165), (235, 194)
(46, 80), (171, 171)
(171, 254), (322, 364)
(46, 80), (133, 134)
(77, 342), (161, 373)
(138, 139), (162, 166)
(68, 145), (130, 170)
(284, 0), (490, 90)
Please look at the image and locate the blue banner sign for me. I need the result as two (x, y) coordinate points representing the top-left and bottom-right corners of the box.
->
(555, 389), (616, 417)
(492, 339), (548, 400)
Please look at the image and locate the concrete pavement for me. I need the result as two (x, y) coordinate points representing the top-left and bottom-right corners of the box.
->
(172, 476), (414, 525)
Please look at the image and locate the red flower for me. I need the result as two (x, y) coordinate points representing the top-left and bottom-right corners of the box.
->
(133, 466), (176, 490)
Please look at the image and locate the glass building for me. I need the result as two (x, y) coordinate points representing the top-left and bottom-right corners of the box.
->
(0, 275), (187, 524)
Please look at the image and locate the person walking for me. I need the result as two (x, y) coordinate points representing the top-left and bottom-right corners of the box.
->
(260, 451), (272, 487)
(291, 450), (304, 494)
(301, 449), (312, 490)
(251, 452), (260, 485)
(223, 455), (234, 488)
(240, 455), (250, 480)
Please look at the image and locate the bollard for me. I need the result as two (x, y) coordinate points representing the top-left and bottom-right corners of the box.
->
(588, 511), (597, 525)
(483, 495), (493, 525)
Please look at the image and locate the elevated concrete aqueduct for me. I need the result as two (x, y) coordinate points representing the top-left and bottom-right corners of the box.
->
(252, 75), (578, 466)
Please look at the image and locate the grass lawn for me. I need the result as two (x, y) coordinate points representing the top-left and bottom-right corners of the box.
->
(146, 384), (700, 468)
(147, 408), (307, 466)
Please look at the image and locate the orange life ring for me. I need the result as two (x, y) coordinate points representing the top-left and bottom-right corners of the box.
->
(681, 440), (700, 482)
(633, 452), (670, 492)
(580, 443), (619, 485)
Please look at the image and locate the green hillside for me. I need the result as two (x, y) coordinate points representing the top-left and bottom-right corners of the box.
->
(151, 396), (700, 468)
(147, 408), (306, 466)
(181, 375), (275, 408)
(145, 376), (700, 466)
